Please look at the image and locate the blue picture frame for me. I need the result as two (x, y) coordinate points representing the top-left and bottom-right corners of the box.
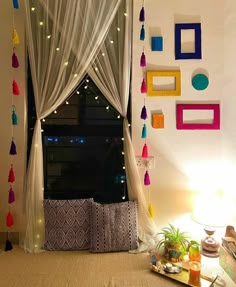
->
(175, 23), (202, 60)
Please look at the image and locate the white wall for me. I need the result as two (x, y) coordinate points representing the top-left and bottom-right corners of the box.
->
(0, 1), (26, 232)
(132, 0), (236, 239)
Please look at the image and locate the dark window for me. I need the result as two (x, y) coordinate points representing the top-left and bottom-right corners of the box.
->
(28, 70), (129, 203)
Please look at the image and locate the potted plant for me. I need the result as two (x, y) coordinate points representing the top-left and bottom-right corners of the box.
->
(156, 224), (190, 262)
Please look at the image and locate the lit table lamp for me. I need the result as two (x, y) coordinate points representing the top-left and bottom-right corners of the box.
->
(192, 191), (234, 258)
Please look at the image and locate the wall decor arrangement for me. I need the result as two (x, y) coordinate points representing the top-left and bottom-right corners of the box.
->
(6, 0), (20, 251)
(147, 70), (181, 96)
(138, 1), (154, 218)
(176, 103), (220, 130)
(175, 23), (202, 60)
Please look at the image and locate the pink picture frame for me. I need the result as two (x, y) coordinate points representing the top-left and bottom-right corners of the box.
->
(176, 103), (220, 130)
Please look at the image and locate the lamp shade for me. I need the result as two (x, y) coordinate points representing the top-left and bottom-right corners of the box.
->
(192, 191), (234, 227)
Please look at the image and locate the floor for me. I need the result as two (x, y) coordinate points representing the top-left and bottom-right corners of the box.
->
(0, 246), (235, 287)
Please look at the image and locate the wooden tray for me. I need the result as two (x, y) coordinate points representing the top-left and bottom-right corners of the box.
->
(150, 263), (216, 287)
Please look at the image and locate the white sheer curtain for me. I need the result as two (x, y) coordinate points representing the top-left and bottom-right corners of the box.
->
(88, 0), (158, 249)
(23, 0), (121, 252)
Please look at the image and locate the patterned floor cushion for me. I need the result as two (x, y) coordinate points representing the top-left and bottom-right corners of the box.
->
(44, 198), (93, 250)
(89, 201), (139, 252)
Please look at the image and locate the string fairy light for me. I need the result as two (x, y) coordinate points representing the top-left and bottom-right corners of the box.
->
(29, 1), (128, 200)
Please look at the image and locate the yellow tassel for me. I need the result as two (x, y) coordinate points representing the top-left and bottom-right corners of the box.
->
(13, 29), (20, 45)
(148, 203), (155, 218)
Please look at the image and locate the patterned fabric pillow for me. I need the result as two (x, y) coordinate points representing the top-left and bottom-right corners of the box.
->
(44, 198), (93, 250)
(90, 201), (139, 252)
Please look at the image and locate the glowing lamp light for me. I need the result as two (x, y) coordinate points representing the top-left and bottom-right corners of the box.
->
(192, 190), (235, 257)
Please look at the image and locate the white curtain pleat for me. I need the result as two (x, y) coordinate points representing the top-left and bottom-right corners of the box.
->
(23, 0), (121, 252)
(88, 0), (158, 248)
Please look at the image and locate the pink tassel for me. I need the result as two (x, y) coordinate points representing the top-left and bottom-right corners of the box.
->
(142, 143), (148, 158)
(12, 50), (19, 68)
(140, 52), (146, 67)
(144, 170), (151, 186)
(8, 164), (15, 183)
(13, 80), (20, 95)
(141, 78), (147, 93)
(7, 211), (14, 227)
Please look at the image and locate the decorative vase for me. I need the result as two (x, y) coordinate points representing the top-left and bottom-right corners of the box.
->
(165, 247), (182, 262)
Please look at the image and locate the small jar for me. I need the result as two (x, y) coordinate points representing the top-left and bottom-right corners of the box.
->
(188, 261), (201, 287)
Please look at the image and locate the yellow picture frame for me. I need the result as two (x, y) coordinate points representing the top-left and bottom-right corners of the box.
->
(147, 70), (181, 96)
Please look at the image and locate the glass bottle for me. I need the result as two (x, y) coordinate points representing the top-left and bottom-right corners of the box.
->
(189, 243), (201, 263)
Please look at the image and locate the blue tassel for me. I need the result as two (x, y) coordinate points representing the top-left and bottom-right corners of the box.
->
(12, 106), (18, 125)
(139, 6), (145, 22)
(140, 25), (145, 41)
(141, 124), (147, 139)
(13, 0), (19, 9)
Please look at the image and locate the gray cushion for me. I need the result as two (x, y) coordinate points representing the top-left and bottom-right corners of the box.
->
(90, 201), (139, 252)
(44, 198), (93, 250)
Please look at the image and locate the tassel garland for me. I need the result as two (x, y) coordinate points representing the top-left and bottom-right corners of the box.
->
(139, 6), (145, 22)
(140, 52), (146, 67)
(140, 25), (145, 41)
(8, 164), (15, 183)
(12, 0), (19, 9)
(12, 29), (20, 45)
(141, 78), (147, 93)
(142, 143), (148, 158)
(140, 105), (147, 120)
(141, 123), (147, 139)
(13, 80), (20, 95)
(144, 170), (151, 185)
(12, 51), (19, 68)
(8, 186), (15, 204)
(9, 139), (17, 155)
(12, 107), (18, 125)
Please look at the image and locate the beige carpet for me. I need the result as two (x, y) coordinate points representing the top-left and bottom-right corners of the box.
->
(0, 246), (186, 287)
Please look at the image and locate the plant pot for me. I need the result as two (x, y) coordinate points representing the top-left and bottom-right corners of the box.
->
(164, 247), (182, 262)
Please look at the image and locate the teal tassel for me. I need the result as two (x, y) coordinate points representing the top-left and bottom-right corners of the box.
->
(12, 106), (18, 125)
(141, 124), (147, 138)
(13, 0), (19, 9)
(140, 25), (145, 41)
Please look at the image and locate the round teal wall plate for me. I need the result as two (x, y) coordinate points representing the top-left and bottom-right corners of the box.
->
(192, 74), (209, 90)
